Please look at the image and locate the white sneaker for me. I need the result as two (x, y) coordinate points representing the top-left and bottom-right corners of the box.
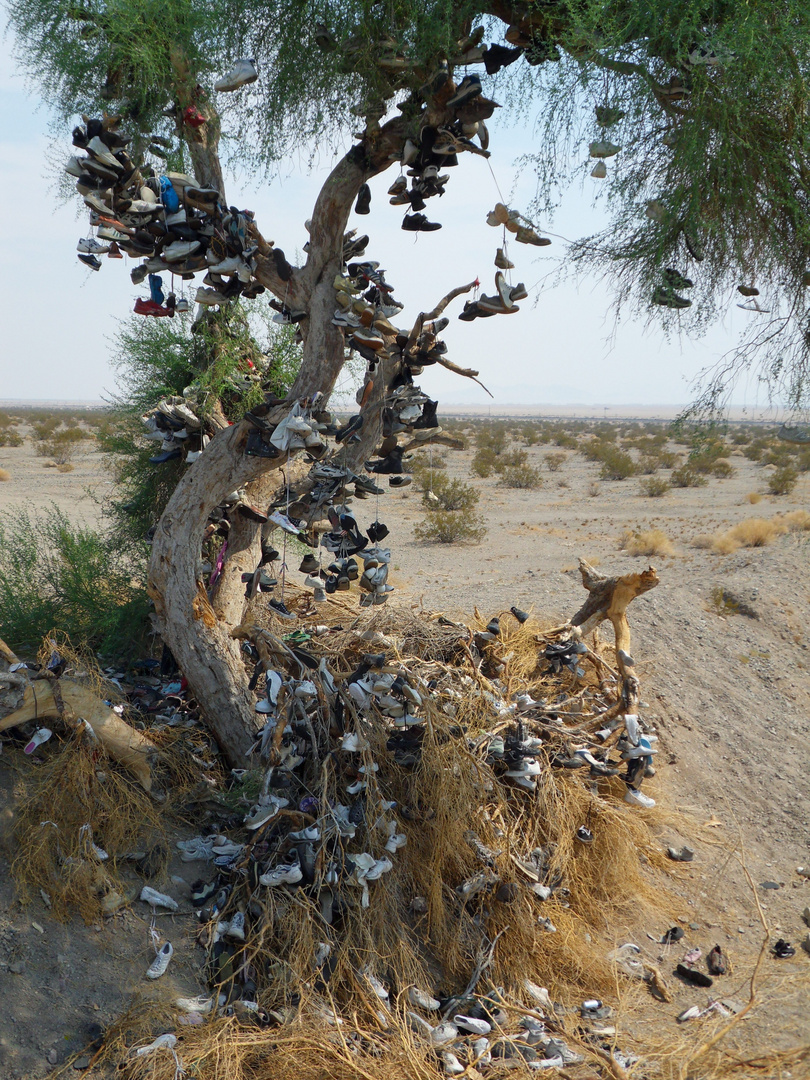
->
(133, 1033), (177, 1056)
(340, 731), (370, 753)
(140, 886), (178, 910)
(259, 856), (303, 887)
(442, 1052), (465, 1075)
(87, 135), (122, 169)
(226, 911), (246, 941)
(454, 1014), (491, 1035)
(175, 995), (216, 1013)
(215, 58), (259, 92)
(624, 788), (656, 808)
(146, 942), (173, 979)
(429, 1021), (458, 1047)
(77, 237), (110, 255)
(164, 239), (201, 262)
(408, 986), (440, 1011)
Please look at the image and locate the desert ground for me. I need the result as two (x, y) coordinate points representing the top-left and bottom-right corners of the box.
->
(0, 407), (808, 1079)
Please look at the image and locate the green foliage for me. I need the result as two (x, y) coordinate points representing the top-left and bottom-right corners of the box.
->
(671, 465), (708, 487)
(415, 509), (485, 545)
(639, 475), (671, 497)
(0, 430), (23, 448)
(711, 458), (735, 479)
(474, 422), (509, 454)
(421, 474), (478, 512)
(598, 447), (637, 480)
(0, 506), (151, 658)
(544, 452), (566, 472)
(768, 465), (798, 495)
(100, 304), (301, 554)
(471, 447), (497, 478)
(499, 464), (542, 489)
(35, 427), (89, 464)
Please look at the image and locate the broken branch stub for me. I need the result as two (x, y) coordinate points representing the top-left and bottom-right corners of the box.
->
(570, 558), (659, 712)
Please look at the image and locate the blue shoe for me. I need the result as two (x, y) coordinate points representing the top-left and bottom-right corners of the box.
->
(149, 448), (182, 464)
(159, 175), (180, 213)
(148, 274), (164, 305)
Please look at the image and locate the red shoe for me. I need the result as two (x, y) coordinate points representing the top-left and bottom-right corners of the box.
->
(108, 241), (123, 259)
(183, 106), (206, 128)
(134, 298), (173, 317)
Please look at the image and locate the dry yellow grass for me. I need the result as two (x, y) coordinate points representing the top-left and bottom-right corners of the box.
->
(780, 509), (810, 531)
(620, 527), (675, 556)
(0, 468), (10, 481)
(691, 534), (715, 550)
(746, 492), (762, 504)
(710, 516), (788, 554)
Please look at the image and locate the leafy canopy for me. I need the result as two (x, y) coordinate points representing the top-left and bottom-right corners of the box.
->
(9, 0), (810, 407)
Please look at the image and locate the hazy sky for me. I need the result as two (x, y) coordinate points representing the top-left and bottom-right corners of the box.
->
(0, 35), (787, 411)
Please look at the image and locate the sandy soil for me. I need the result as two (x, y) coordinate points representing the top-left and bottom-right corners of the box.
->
(1, 417), (809, 1078)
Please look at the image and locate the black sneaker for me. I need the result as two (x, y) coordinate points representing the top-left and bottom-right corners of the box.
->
(272, 247), (294, 281)
(335, 414), (363, 442)
(245, 429), (280, 458)
(483, 43), (522, 75)
(772, 939), (796, 959)
(413, 400), (439, 429)
(447, 74), (482, 108)
(77, 253), (102, 271)
(367, 521), (389, 542)
(355, 183), (371, 215)
(402, 212), (441, 232)
(268, 598), (296, 620)
(675, 964), (713, 987)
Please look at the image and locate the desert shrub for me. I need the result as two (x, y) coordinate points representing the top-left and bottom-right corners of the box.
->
(781, 510), (810, 531)
(471, 447), (497, 478)
(619, 528), (675, 556)
(588, 482), (600, 497)
(691, 534), (714, 549)
(408, 454), (446, 489)
(474, 422), (508, 453)
(712, 459), (735, 479)
(0, 468), (10, 481)
(639, 476), (671, 497)
(761, 447), (791, 467)
(768, 465), (798, 494)
(599, 447), (637, 480)
(711, 517), (787, 553)
(422, 474), (479, 512)
(31, 417), (61, 440)
(519, 423), (542, 446)
(38, 428), (89, 465)
(0, 430), (23, 447)
(499, 464), (542, 489)
(415, 509), (485, 544)
(638, 453), (661, 474)
(743, 441), (768, 461)
(493, 448), (528, 472)
(581, 439), (609, 462)
(0, 507), (151, 657)
(671, 465), (708, 488)
(544, 452), (566, 472)
(731, 430), (751, 445)
(746, 492), (762, 504)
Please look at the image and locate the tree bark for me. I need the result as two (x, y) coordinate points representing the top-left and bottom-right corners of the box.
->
(148, 119), (411, 766)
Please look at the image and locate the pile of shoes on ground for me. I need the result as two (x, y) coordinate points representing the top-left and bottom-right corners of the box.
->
(120, 605), (654, 1073)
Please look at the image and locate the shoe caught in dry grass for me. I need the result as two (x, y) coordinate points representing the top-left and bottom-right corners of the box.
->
(619, 528), (675, 557)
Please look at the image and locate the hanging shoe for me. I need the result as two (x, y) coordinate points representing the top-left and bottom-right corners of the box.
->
(215, 59), (259, 92)
(494, 247), (514, 269)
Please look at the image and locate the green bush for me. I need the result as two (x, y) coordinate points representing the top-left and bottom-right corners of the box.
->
(0, 507), (151, 658)
(499, 465), (542, 489)
(422, 474), (479, 511)
(599, 447), (637, 480)
(712, 459), (735, 478)
(544, 452), (566, 472)
(0, 430), (23, 447)
(471, 447), (497, 478)
(415, 509), (486, 544)
(639, 476), (672, 497)
(671, 465), (709, 487)
(768, 465), (798, 494)
(474, 422), (508, 453)
(493, 448), (528, 473)
(37, 428), (89, 464)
